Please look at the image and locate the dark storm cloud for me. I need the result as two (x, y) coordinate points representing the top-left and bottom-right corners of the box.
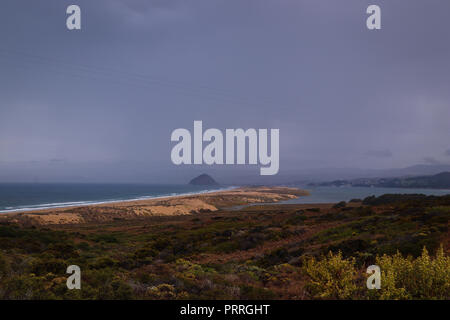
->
(445, 150), (450, 157)
(1, 0), (450, 183)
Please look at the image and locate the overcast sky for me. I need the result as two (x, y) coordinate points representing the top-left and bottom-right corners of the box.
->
(1, 0), (450, 183)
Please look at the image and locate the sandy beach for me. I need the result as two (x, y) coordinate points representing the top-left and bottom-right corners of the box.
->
(0, 186), (308, 225)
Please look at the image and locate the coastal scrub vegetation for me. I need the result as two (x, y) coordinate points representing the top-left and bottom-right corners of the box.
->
(0, 193), (448, 299)
(303, 246), (449, 299)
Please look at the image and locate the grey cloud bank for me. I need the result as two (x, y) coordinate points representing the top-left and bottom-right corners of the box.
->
(0, 0), (450, 183)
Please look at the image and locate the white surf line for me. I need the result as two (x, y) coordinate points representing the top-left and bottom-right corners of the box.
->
(0, 186), (239, 214)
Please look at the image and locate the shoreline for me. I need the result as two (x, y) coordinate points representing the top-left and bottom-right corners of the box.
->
(0, 186), (238, 214)
(0, 186), (308, 225)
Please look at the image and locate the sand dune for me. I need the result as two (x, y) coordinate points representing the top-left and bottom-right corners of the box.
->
(0, 186), (307, 226)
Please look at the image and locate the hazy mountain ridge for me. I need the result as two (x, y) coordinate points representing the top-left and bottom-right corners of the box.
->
(207, 164), (450, 186)
(309, 171), (450, 189)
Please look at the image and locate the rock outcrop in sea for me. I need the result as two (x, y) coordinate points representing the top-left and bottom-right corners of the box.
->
(188, 174), (219, 186)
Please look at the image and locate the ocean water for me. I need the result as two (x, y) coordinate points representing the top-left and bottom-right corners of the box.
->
(0, 183), (231, 213)
(1, 184), (449, 214)
(281, 186), (450, 204)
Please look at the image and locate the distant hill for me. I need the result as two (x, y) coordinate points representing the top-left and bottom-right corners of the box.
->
(209, 164), (450, 186)
(381, 172), (450, 189)
(189, 174), (219, 186)
(309, 172), (450, 189)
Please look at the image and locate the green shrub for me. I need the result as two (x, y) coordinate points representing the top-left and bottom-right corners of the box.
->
(303, 251), (357, 299)
(373, 246), (449, 299)
(333, 201), (347, 209)
(29, 258), (66, 276)
(240, 285), (276, 299)
(303, 246), (450, 300)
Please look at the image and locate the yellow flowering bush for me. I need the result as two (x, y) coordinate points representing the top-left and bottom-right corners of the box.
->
(374, 246), (449, 299)
(303, 251), (358, 299)
(303, 246), (449, 299)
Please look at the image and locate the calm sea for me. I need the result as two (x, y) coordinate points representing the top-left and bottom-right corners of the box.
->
(281, 186), (450, 204)
(0, 183), (231, 213)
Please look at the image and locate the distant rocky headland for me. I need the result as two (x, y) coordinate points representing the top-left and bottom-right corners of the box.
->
(309, 171), (450, 189)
